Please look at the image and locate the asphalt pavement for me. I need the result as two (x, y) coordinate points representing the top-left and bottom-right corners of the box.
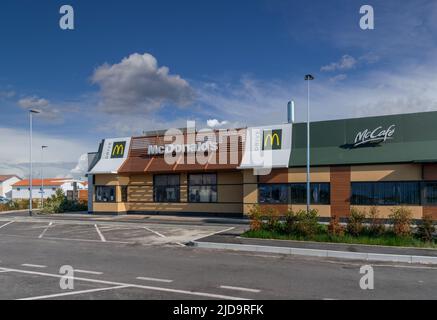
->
(0, 213), (436, 300)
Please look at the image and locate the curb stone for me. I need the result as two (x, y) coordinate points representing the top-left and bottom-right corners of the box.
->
(192, 241), (437, 265)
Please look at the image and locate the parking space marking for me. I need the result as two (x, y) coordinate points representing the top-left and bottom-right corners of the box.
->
(38, 222), (53, 239)
(220, 285), (261, 293)
(136, 276), (173, 283)
(74, 269), (103, 275)
(42, 236), (133, 245)
(21, 264), (47, 269)
(19, 285), (130, 300)
(144, 226), (166, 238)
(0, 221), (13, 230)
(1, 266), (249, 300)
(94, 224), (106, 242)
(191, 227), (236, 242)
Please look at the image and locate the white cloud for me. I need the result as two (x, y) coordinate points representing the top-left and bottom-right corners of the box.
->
(17, 96), (63, 121)
(0, 127), (94, 179)
(70, 153), (89, 178)
(0, 90), (15, 99)
(329, 74), (347, 83)
(91, 52), (195, 114)
(321, 55), (357, 72)
(207, 119), (229, 128)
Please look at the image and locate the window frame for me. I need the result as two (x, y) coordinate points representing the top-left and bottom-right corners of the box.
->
(95, 185), (116, 203)
(153, 174), (181, 203)
(258, 183), (331, 205)
(188, 173), (218, 203)
(350, 181), (421, 206)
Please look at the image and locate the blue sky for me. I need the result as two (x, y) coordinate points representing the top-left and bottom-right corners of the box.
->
(1, 0), (437, 178)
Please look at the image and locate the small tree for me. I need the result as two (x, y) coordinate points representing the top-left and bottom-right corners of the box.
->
(328, 215), (344, 237)
(368, 207), (385, 236)
(389, 207), (413, 237)
(248, 205), (263, 231)
(416, 215), (435, 242)
(347, 208), (366, 236)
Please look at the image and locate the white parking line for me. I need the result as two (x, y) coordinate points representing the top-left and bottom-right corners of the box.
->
(144, 227), (166, 238)
(2, 266), (249, 300)
(0, 221), (13, 230)
(19, 285), (130, 300)
(191, 227), (236, 242)
(220, 285), (261, 293)
(21, 264), (47, 269)
(94, 224), (106, 242)
(74, 269), (103, 275)
(38, 222), (53, 239)
(136, 276), (173, 283)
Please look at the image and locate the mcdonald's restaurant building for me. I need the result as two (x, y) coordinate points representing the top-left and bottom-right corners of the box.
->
(87, 111), (437, 220)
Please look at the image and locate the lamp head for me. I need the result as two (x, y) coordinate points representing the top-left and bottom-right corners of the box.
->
(304, 74), (315, 81)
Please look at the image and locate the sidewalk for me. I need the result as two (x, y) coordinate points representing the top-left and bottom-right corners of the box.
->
(192, 231), (437, 264)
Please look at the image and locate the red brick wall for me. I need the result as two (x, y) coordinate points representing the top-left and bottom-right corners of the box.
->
(330, 166), (351, 218)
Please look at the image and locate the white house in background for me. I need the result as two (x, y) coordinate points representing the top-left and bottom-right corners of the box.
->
(0, 175), (22, 199)
(11, 178), (88, 200)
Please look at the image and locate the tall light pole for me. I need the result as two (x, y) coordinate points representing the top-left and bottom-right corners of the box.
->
(29, 109), (40, 216)
(41, 145), (48, 208)
(304, 74), (314, 213)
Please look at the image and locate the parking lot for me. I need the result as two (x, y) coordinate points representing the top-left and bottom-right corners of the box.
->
(0, 218), (236, 247)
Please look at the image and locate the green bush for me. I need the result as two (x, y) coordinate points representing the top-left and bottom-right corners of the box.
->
(389, 207), (413, 237)
(42, 189), (87, 214)
(416, 215), (435, 242)
(347, 208), (366, 236)
(263, 207), (281, 232)
(290, 209), (321, 237)
(328, 215), (344, 237)
(368, 207), (386, 236)
(248, 205), (263, 231)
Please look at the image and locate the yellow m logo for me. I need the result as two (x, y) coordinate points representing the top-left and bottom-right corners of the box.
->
(263, 130), (282, 150)
(111, 141), (126, 158)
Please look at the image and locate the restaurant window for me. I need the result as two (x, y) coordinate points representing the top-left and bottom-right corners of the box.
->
(259, 183), (330, 204)
(95, 186), (116, 203)
(188, 174), (217, 203)
(154, 174), (180, 203)
(289, 183), (330, 205)
(351, 182), (421, 205)
(259, 184), (289, 204)
(121, 186), (128, 203)
(423, 182), (437, 205)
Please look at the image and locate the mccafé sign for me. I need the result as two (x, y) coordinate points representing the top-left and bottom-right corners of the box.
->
(148, 141), (218, 155)
(353, 124), (396, 147)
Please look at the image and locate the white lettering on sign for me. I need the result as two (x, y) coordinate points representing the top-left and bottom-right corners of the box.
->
(354, 125), (396, 147)
(148, 141), (218, 155)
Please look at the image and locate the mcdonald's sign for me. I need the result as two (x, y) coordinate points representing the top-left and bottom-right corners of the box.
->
(262, 129), (282, 150)
(111, 141), (126, 158)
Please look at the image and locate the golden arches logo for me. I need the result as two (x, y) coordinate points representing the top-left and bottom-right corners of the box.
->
(263, 130), (282, 150)
(111, 141), (126, 158)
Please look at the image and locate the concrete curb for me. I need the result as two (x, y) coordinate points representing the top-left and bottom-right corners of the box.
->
(192, 241), (437, 265)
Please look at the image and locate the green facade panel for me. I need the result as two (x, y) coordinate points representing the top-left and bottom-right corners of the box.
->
(290, 111), (437, 167)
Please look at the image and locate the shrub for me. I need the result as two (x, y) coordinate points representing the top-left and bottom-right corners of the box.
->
(389, 207), (413, 237)
(347, 208), (366, 236)
(328, 215), (344, 237)
(416, 215), (435, 242)
(42, 189), (87, 214)
(292, 209), (320, 237)
(368, 207), (385, 236)
(248, 205), (263, 231)
(264, 207), (281, 232)
(284, 210), (298, 234)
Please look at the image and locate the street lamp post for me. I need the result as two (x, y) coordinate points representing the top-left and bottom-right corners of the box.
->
(304, 74), (314, 213)
(29, 109), (40, 216)
(41, 145), (48, 208)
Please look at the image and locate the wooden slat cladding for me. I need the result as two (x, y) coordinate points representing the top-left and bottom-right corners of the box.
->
(259, 169), (289, 183)
(423, 164), (437, 181)
(330, 166), (351, 217)
(423, 207), (437, 220)
(121, 129), (247, 173)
